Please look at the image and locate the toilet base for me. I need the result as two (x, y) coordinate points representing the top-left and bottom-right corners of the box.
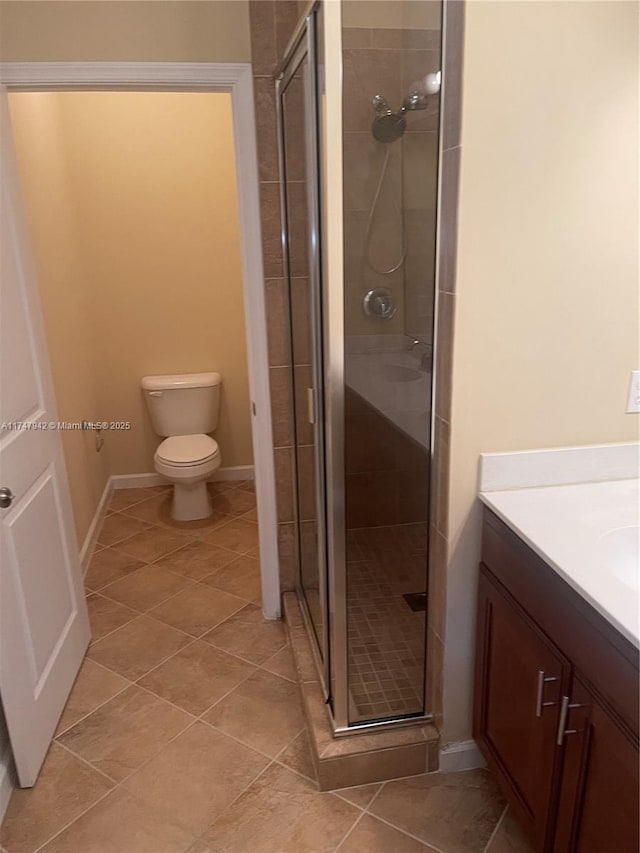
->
(171, 480), (212, 521)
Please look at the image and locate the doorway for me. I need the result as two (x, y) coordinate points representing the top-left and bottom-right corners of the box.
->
(0, 62), (280, 791)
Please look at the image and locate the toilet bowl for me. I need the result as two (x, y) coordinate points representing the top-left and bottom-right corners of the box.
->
(141, 372), (222, 522)
(154, 434), (221, 521)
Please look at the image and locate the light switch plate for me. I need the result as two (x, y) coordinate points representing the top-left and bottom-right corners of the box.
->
(626, 370), (640, 413)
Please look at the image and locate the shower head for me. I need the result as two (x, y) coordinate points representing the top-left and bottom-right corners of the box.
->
(371, 110), (406, 143)
(371, 93), (406, 142)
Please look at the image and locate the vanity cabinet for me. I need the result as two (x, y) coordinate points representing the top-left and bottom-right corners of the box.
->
(474, 509), (639, 853)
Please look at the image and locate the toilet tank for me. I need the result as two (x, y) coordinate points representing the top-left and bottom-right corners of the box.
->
(141, 372), (221, 437)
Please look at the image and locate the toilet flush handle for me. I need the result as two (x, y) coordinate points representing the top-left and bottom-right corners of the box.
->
(148, 391), (163, 397)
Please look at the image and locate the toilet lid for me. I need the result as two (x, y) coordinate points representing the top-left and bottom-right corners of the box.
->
(156, 434), (219, 466)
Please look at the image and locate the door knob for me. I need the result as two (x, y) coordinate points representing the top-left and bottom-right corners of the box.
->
(0, 487), (14, 509)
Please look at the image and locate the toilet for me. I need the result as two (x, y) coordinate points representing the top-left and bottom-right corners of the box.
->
(141, 372), (222, 521)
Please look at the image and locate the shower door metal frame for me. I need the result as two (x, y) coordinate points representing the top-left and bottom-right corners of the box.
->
(275, 3), (332, 699)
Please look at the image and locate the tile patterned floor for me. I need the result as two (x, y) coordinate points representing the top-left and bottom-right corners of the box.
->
(347, 524), (428, 722)
(1, 485), (530, 853)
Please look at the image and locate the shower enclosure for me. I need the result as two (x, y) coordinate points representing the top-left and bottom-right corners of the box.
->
(276, 0), (442, 732)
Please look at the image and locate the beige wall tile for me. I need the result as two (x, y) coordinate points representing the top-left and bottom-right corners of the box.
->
(258, 182), (283, 277)
(249, 0), (276, 76)
(270, 366), (294, 448)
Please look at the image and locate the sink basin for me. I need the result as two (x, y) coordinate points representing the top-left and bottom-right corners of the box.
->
(379, 364), (422, 383)
(598, 526), (640, 591)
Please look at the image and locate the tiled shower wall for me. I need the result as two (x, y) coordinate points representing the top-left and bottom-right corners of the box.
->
(426, 0), (464, 727)
(249, 0), (303, 592)
(342, 24), (441, 342)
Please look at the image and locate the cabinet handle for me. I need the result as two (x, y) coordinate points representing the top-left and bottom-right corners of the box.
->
(535, 670), (559, 717)
(556, 695), (585, 745)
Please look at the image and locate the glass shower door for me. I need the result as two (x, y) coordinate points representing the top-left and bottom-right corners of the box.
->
(277, 13), (330, 688)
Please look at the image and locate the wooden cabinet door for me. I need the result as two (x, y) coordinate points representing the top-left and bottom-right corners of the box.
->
(553, 676), (639, 853)
(475, 567), (571, 850)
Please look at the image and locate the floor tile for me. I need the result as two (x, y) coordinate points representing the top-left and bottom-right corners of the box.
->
(277, 729), (316, 782)
(150, 584), (246, 637)
(339, 813), (433, 852)
(203, 763), (359, 853)
(262, 643), (296, 682)
(87, 616), (191, 680)
(368, 769), (505, 853)
(55, 658), (130, 736)
(201, 554), (262, 604)
(203, 670), (305, 758)
(154, 540), (238, 582)
(113, 526), (189, 563)
(38, 788), (194, 853)
(124, 722), (269, 835)
(486, 808), (534, 853)
(97, 513), (151, 547)
(202, 519), (259, 554)
(211, 488), (256, 518)
(84, 548), (146, 591)
(108, 487), (166, 513)
(336, 782), (383, 809)
(185, 840), (215, 853)
(86, 593), (139, 642)
(57, 684), (192, 782)
(0, 743), (113, 853)
(100, 564), (192, 612)
(139, 642), (255, 716)
(124, 492), (230, 538)
(202, 604), (286, 663)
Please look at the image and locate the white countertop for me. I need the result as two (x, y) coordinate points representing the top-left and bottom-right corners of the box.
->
(479, 478), (640, 648)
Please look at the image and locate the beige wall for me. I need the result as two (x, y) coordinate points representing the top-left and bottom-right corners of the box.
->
(9, 92), (252, 545)
(443, 0), (640, 744)
(8, 93), (111, 546)
(0, 1), (250, 63)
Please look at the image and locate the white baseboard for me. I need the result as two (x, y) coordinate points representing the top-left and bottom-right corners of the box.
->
(0, 743), (14, 825)
(111, 465), (254, 490)
(438, 739), (486, 773)
(79, 477), (113, 577)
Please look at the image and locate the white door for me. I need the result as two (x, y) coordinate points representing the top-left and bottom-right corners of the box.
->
(0, 88), (90, 787)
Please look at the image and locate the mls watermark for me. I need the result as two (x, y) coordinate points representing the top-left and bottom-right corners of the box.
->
(0, 421), (132, 431)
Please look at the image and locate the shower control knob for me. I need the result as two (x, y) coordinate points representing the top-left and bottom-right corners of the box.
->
(363, 288), (397, 320)
(0, 486), (15, 509)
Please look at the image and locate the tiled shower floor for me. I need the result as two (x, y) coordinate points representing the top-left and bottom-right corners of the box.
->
(347, 524), (428, 722)
(1, 485), (528, 853)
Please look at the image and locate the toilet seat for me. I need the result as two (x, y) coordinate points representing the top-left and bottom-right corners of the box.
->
(156, 434), (219, 467)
